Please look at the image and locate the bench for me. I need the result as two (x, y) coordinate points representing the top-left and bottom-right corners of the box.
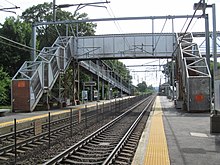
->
(0, 109), (10, 117)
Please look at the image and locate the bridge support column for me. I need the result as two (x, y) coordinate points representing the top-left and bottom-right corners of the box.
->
(58, 74), (62, 108)
(107, 81), (110, 100)
(102, 80), (105, 100)
(73, 60), (80, 105)
(97, 60), (100, 102)
(120, 76), (122, 97)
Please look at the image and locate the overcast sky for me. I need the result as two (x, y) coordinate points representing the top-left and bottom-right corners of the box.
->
(1, 0), (219, 86)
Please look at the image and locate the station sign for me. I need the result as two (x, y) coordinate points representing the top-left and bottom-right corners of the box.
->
(84, 81), (96, 86)
(34, 119), (42, 135)
(94, 90), (98, 99)
(82, 90), (88, 100)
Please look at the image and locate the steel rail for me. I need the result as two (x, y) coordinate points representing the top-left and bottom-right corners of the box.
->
(0, 97), (138, 161)
(0, 108), (105, 155)
(43, 95), (154, 165)
(102, 95), (156, 164)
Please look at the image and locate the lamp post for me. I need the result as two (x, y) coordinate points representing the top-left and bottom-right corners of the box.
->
(194, 2), (219, 132)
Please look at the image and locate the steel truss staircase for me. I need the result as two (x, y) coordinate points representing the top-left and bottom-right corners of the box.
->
(12, 36), (130, 112)
(176, 33), (211, 111)
(80, 61), (130, 94)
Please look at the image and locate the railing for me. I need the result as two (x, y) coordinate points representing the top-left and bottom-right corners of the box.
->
(12, 36), (74, 112)
(80, 61), (130, 93)
(12, 36), (130, 112)
(176, 33), (211, 111)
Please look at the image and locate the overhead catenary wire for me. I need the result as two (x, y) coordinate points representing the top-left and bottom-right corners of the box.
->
(180, 17), (189, 33)
(106, 5), (123, 33)
(0, 39), (31, 52)
(171, 0), (203, 57)
(0, 35), (41, 53)
(189, 18), (198, 32)
(2, 0), (23, 12)
(154, 18), (168, 51)
(103, 1), (132, 49)
(3, 0), (17, 7)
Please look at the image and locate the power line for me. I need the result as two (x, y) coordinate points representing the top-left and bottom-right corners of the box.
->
(172, 0), (203, 57)
(4, 0), (17, 7)
(106, 5), (123, 33)
(154, 18), (168, 51)
(0, 35), (41, 53)
(0, 39), (31, 52)
(103, 2), (132, 51)
(1, 0), (21, 13)
(180, 17), (189, 33)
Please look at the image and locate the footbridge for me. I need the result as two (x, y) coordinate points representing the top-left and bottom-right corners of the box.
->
(14, 9), (220, 112)
(11, 31), (214, 112)
(76, 33), (174, 60)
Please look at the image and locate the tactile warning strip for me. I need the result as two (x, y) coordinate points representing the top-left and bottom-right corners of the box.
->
(144, 97), (170, 165)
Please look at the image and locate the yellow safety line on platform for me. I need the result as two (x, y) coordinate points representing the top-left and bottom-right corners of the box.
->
(0, 110), (70, 128)
(144, 97), (170, 165)
(0, 98), (127, 128)
(0, 101), (104, 128)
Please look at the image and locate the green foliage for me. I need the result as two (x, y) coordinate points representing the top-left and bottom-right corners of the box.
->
(104, 60), (132, 83)
(0, 17), (32, 76)
(0, 2), (98, 105)
(137, 81), (147, 93)
(136, 81), (155, 93)
(0, 68), (10, 105)
(21, 2), (96, 49)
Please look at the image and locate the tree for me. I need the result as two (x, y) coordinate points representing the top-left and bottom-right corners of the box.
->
(0, 3), (98, 105)
(0, 67), (10, 105)
(21, 2), (96, 49)
(104, 60), (132, 84)
(21, 2), (98, 102)
(137, 81), (148, 93)
(136, 81), (155, 94)
(0, 17), (32, 76)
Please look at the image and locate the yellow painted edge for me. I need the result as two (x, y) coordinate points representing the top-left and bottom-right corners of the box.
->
(0, 106), (89, 128)
(0, 109), (69, 127)
(144, 97), (170, 165)
(0, 98), (130, 128)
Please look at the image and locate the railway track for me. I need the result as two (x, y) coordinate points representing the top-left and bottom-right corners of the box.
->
(0, 96), (142, 163)
(43, 95), (156, 165)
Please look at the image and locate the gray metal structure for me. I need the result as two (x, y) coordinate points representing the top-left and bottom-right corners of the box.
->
(12, 12), (219, 112)
(12, 36), (130, 112)
(12, 36), (74, 111)
(176, 32), (211, 111)
(76, 33), (175, 60)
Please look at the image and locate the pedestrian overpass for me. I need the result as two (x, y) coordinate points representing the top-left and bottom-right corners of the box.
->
(11, 31), (212, 112)
(12, 10), (220, 112)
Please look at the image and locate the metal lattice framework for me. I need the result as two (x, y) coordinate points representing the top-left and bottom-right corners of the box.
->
(12, 36), (130, 112)
(176, 32), (211, 111)
(76, 33), (175, 60)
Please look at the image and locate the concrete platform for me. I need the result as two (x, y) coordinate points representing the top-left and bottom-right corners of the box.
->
(0, 97), (128, 134)
(133, 96), (220, 165)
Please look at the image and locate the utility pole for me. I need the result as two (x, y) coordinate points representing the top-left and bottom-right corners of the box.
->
(53, 0), (56, 21)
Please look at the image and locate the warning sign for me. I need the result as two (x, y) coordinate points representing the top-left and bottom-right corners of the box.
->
(34, 120), (42, 135)
(18, 81), (26, 88)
